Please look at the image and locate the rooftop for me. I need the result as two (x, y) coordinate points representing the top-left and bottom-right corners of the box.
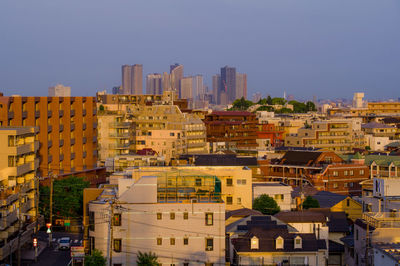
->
(362, 122), (395, 129)
(374, 242), (400, 262)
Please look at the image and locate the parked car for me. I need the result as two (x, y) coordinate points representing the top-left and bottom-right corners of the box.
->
(58, 237), (71, 250)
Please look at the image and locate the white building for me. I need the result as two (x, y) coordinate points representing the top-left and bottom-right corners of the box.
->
(87, 175), (225, 265)
(252, 182), (294, 211)
(48, 84), (71, 97)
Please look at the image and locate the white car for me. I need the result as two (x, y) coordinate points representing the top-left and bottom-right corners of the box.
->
(58, 237), (71, 250)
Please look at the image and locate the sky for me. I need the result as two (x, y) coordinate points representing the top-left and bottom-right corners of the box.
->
(0, 0), (399, 100)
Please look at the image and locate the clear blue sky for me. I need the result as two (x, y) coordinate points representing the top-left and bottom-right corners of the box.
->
(1, 0), (399, 100)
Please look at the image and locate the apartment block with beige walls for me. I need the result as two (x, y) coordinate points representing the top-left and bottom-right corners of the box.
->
(86, 176), (225, 265)
(285, 119), (366, 152)
(0, 127), (41, 260)
(110, 165), (253, 210)
(0, 95), (98, 177)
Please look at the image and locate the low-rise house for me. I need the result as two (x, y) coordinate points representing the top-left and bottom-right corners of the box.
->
(253, 182), (294, 211)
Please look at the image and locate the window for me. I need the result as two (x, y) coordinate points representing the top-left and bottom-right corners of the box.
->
(205, 213), (213, 226)
(350, 170), (354, 176)
(113, 214), (121, 226)
(237, 197), (242, 205)
(113, 239), (121, 252)
(226, 178), (233, 186)
(237, 179), (246, 185)
(183, 212), (188, 220)
(347, 199), (350, 207)
(344, 170), (348, 176)
(333, 183), (338, 188)
(8, 156), (15, 167)
(294, 236), (302, 249)
(333, 171), (339, 177)
(349, 182), (354, 187)
(226, 196), (233, 205)
(205, 238), (213, 251)
(8, 136), (15, 147)
(183, 237), (189, 245)
(251, 236), (259, 250)
(157, 213), (162, 220)
(170, 132), (175, 136)
(276, 236), (284, 249)
(157, 238), (162, 245)
(89, 211), (95, 231)
(183, 263), (189, 266)
(170, 238), (175, 245)
(195, 178), (202, 186)
(360, 169), (365, 175)
(344, 183), (348, 188)
(170, 212), (175, 220)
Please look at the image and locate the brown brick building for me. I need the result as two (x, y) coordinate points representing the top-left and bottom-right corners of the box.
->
(259, 150), (369, 195)
(203, 111), (258, 151)
(0, 95), (98, 177)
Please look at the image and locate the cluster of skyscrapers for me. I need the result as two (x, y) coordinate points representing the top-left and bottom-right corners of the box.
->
(117, 63), (247, 106)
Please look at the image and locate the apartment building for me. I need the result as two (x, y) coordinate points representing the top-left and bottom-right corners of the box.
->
(285, 119), (366, 152)
(204, 111), (258, 151)
(0, 127), (41, 261)
(256, 123), (284, 149)
(110, 165), (253, 211)
(86, 176), (225, 265)
(105, 154), (165, 172)
(260, 150), (370, 195)
(0, 95), (98, 177)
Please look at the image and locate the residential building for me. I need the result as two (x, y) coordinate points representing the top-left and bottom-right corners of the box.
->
(85, 176), (225, 265)
(260, 150), (370, 195)
(225, 208), (262, 226)
(252, 182), (294, 211)
(121, 65), (132, 94)
(230, 215), (327, 265)
(0, 127), (42, 261)
(0, 95), (98, 178)
(192, 75), (205, 100)
(170, 63), (184, 98)
(110, 165), (253, 211)
(121, 64), (143, 94)
(220, 66), (236, 103)
(162, 72), (171, 91)
(362, 121), (397, 138)
(204, 111), (258, 151)
(105, 154), (165, 172)
(145, 73), (162, 95)
(256, 123), (284, 149)
(48, 84), (71, 97)
(285, 119), (366, 152)
(235, 72), (247, 100)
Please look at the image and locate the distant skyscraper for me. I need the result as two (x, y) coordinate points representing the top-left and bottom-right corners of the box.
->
(180, 76), (193, 99)
(170, 63), (184, 98)
(146, 73), (163, 95)
(121, 65), (132, 94)
(220, 66), (236, 103)
(235, 73), (247, 100)
(121, 64), (143, 94)
(212, 74), (221, 104)
(48, 84), (71, 97)
(131, 64), (143, 94)
(162, 72), (171, 91)
(192, 75), (205, 100)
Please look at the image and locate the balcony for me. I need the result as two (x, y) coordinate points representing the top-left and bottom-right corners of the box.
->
(22, 111), (27, 119)
(109, 132), (130, 138)
(109, 122), (131, 128)
(35, 110), (40, 118)
(0, 210), (17, 231)
(71, 138), (75, 145)
(93, 122), (98, 129)
(93, 109), (97, 115)
(8, 141), (39, 155)
(8, 111), (14, 119)
(59, 109), (64, 117)
(83, 137), (87, 144)
(109, 143), (130, 149)
(21, 199), (35, 214)
(48, 155), (52, 163)
(48, 140), (52, 148)
(70, 123), (75, 131)
(6, 159), (38, 179)
(47, 110), (52, 117)
(71, 153), (76, 160)
(59, 139), (64, 147)
(83, 123), (86, 130)
(83, 151), (87, 158)
(60, 154), (64, 161)
(83, 109), (86, 116)
(0, 190), (18, 207)
(59, 124), (64, 132)
(70, 109), (75, 117)
(92, 136), (97, 143)
(47, 125), (52, 133)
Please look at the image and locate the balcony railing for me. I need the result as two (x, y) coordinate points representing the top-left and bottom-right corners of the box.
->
(70, 109), (75, 117)
(59, 109), (64, 117)
(59, 124), (64, 132)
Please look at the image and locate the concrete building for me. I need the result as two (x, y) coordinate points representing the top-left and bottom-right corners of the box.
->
(121, 64), (143, 95)
(253, 182), (294, 211)
(212, 74), (220, 104)
(86, 175), (225, 265)
(235, 73), (247, 100)
(180, 76), (193, 100)
(104, 154), (165, 173)
(170, 63), (184, 98)
(362, 121), (397, 138)
(0, 95), (98, 177)
(121, 65), (132, 95)
(220, 66), (236, 103)
(110, 165), (253, 211)
(0, 127), (42, 261)
(353, 92), (365, 108)
(285, 119), (366, 153)
(48, 84), (71, 97)
(145, 73), (162, 95)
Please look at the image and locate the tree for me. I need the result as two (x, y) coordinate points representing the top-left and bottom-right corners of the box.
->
(99, 104), (105, 111)
(85, 249), (106, 266)
(256, 105), (274, 112)
(231, 97), (254, 111)
(253, 194), (280, 215)
(271, 97), (286, 105)
(305, 101), (316, 112)
(266, 95), (273, 105)
(302, 196), (320, 209)
(257, 98), (268, 105)
(40, 176), (90, 222)
(136, 251), (159, 266)
(289, 100), (307, 113)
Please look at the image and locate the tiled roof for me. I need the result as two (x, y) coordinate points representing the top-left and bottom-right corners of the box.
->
(210, 111), (254, 116)
(226, 208), (263, 220)
(280, 151), (322, 166)
(362, 122), (395, 129)
(311, 191), (347, 208)
(274, 211), (327, 223)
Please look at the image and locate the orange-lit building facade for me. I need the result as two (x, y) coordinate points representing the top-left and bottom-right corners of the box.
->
(0, 95), (98, 177)
(257, 123), (284, 148)
(203, 111), (258, 150)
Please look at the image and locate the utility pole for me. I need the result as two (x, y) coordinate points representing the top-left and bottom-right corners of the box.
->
(49, 173), (54, 247)
(106, 200), (114, 266)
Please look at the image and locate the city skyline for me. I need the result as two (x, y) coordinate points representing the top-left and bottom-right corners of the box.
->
(0, 0), (399, 99)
